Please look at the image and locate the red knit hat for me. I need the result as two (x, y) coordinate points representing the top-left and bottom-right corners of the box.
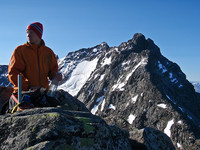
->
(27, 22), (43, 39)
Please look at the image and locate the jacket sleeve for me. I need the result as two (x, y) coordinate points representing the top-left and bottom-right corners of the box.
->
(48, 50), (58, 80)
(8, 47), (29, 91)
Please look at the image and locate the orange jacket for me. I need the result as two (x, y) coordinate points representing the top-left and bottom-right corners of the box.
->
(8, 40), (58, 92)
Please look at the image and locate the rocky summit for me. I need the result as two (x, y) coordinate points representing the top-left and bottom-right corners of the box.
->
(0, 88), (176, 150)
(57, 33), (200, 149)
(0, 89), (132, 150)
(0, 108), (132, 150)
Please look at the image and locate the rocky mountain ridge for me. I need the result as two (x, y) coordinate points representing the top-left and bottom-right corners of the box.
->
(57, 33), (200, 149)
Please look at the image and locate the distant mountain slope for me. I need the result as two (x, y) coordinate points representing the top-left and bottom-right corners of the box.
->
(191, 81), (200, 93)
(0, 65), (11, 87)
(58, 33), (200, 149)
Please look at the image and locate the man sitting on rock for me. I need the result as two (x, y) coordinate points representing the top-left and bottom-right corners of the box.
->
(7, 22), (62, 113)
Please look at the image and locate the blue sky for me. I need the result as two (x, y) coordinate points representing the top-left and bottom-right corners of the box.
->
(0, 0), (199, 81)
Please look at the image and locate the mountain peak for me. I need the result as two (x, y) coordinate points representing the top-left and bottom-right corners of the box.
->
(117, 33), (161, 56)
(100, 42), (109, 47)
(58, 33), (200, 149)
(132, 33), (146, 47)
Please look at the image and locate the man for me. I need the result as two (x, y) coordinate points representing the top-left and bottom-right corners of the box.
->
(8, 22), (61, 92)
(7, 22), (62, 112)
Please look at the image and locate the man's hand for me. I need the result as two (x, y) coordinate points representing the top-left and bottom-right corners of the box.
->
(29, 86), (40, 91)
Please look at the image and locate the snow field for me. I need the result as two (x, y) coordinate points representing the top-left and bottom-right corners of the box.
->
(58, 58), (98, 96)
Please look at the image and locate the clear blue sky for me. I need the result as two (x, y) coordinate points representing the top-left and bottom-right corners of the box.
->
(0, 0), (199, 81)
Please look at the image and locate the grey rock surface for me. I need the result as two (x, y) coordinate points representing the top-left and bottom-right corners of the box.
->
(0, 107), (131, 150)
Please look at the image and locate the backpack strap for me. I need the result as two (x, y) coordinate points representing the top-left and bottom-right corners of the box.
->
(10, 94), (20, 113)
(11, 103), (21, 114)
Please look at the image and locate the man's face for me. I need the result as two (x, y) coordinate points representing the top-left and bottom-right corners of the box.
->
(26, 30), (41, 45)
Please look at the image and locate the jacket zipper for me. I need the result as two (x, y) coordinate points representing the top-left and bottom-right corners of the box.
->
(37, 47), (41, 87)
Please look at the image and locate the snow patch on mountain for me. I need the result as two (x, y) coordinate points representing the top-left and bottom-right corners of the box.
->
(58, 58), (98, 96)
(158, 61), (167, 73)
(131, 95), (138, 104)
(58, 57), (80, 76)
(101, 99), (106, 111)
(177, 143), (182, 149)
(91, 96), (104, 115)
(191, 81), (200, 93)
(108, 104), (116, 110)
(164, 119), (174, 137)
(127, 114), (136, 124)
(157, 103), (167, 109)
(101, 56), (112, 67)
(169, 72), (178, 83)
(177, 120), (182, 124)
(99, 74), (105, 81)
